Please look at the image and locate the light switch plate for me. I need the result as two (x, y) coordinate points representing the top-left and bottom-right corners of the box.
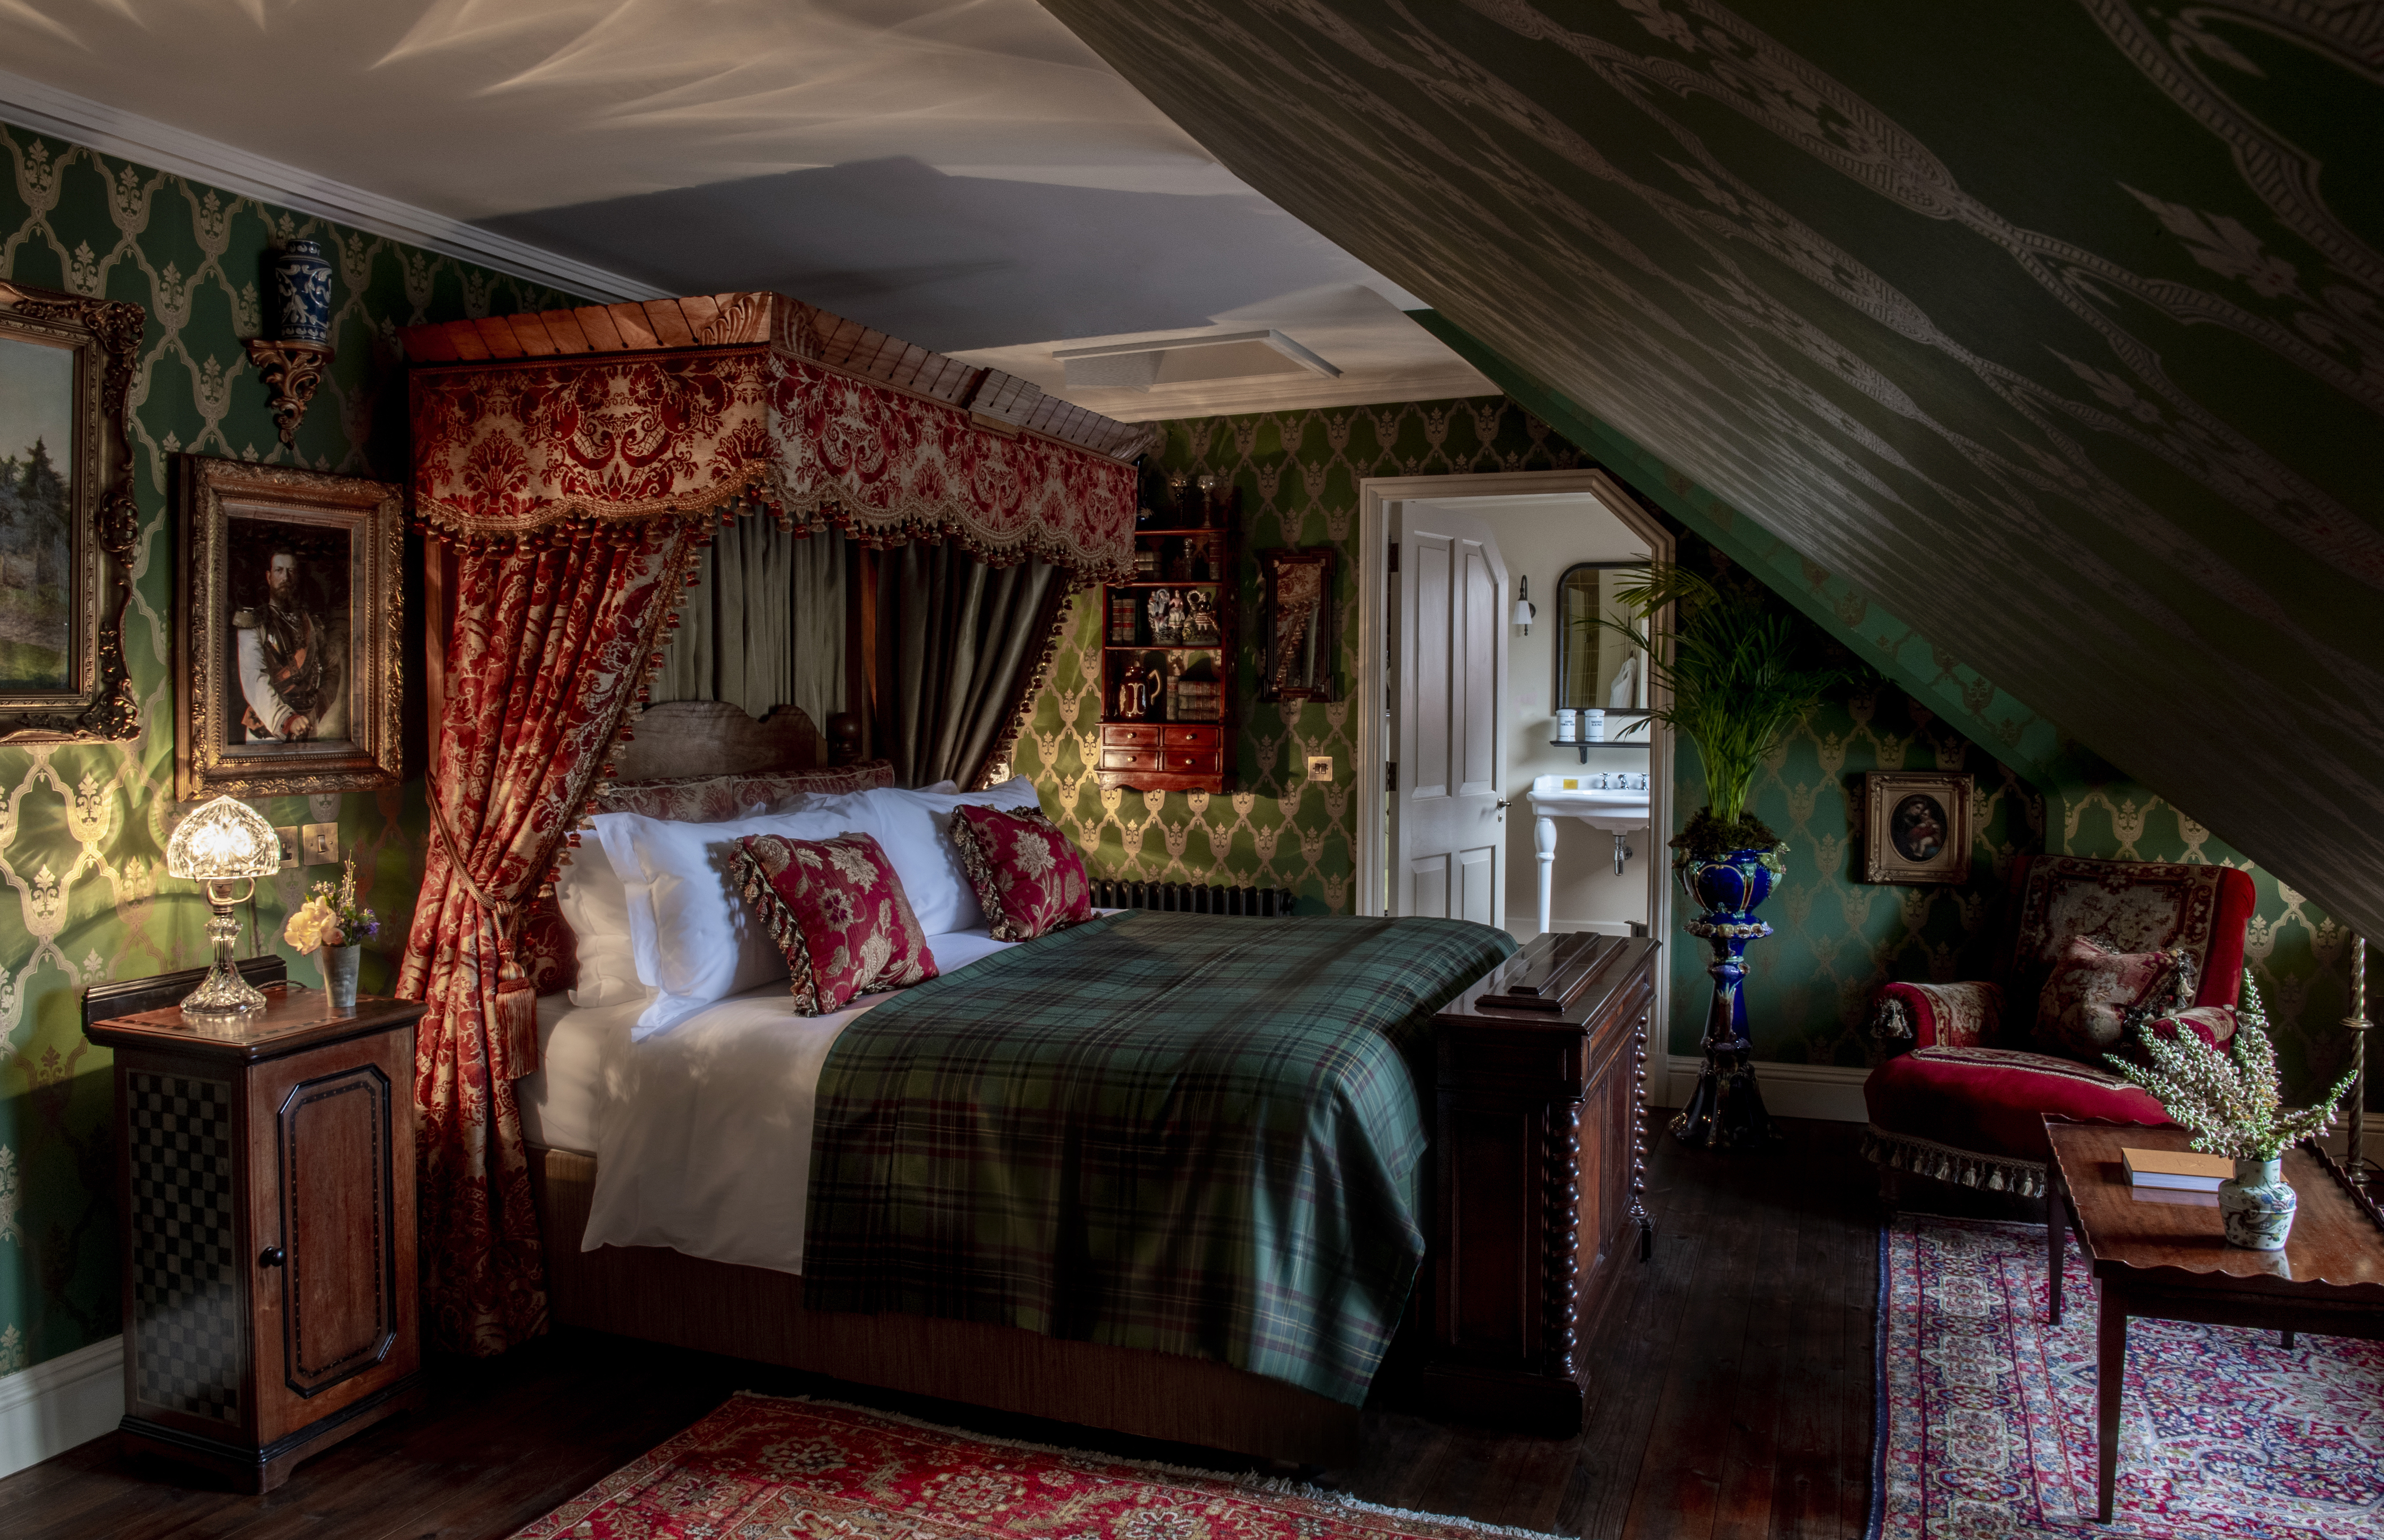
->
(273, 825), (300, 868)
(301, 822), (339, 865)
(1305, 755), (1334, 782)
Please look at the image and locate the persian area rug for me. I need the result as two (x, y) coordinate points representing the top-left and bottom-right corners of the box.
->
(510, 1392), (1549, 1540)
(1876, 1215), (2384, 1540)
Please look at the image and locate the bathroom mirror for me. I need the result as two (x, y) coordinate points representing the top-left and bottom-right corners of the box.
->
(1556, 561), (1652, 719)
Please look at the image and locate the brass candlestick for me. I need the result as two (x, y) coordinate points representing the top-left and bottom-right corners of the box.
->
(2347, 933), (2374, 1182)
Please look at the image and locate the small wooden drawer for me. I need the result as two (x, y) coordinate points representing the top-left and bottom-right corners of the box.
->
(1163, 725), (1221, 750)
(1102, 724), (1161, 748)
(1101, 747), (1158, 773)
(1165, 750), (1219, 774)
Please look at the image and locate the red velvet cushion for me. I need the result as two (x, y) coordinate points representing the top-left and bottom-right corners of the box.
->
(736, 831), (937, 1014)
(2031, 936), (2194, 1058)
(949, 804), (1092, 942)
(1864, 1045), (2172, 1163)
(517, 898), (576, 996)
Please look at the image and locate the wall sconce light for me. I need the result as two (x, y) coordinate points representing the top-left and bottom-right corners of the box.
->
(1511, 574), (1535, 635)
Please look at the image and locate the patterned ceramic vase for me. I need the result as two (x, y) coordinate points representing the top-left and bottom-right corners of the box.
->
(268, 238), (334, 344)
(1671, 845), (1785, 1148)
(323, 943), (361, 1011)
(2217, 1157), (2296, 1249)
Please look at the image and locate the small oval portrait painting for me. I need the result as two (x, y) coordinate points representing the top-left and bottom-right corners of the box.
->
(1890, 793), (1950, 863)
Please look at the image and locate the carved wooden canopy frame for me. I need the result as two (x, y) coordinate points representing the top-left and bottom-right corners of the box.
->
(0, 282), (143, 742)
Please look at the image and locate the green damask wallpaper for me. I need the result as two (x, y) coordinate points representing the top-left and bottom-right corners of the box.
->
(1015, 397), (1588, 912)
(1019, 398), (2356, 1116)
(0, 122), (574, 1376)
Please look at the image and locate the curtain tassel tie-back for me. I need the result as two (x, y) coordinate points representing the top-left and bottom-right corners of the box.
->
(424, 774), (540, 1077)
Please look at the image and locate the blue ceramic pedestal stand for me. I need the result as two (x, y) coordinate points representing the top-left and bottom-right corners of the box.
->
(1671, 847), (1783, 1149)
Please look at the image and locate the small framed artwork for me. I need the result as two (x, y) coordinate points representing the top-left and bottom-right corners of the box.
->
(177, 456), (404, 798)
(0, 281), (144, 741)
(1259, 545), (1336, 702)
(1861, 771), (1972, 884)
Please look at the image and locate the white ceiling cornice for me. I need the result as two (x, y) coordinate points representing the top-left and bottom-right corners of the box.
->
(0, 66), (665, 305)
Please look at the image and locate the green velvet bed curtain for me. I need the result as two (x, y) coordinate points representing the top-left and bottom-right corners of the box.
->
(651, 521), (847, 730)
(870, 543), (1068, 789)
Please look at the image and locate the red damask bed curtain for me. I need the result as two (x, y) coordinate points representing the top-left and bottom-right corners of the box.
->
(399, 291), (1138, 1354)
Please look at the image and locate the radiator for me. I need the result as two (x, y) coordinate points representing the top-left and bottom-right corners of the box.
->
(1088, 879), (1298, 919)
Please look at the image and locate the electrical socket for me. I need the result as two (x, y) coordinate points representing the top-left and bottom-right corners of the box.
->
(273, 825), (300, 868)
(301, 822), (340, 865)
(1305, 755), (1333, 782)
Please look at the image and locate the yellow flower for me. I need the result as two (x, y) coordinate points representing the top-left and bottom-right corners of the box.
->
(283, 895), (335, 953)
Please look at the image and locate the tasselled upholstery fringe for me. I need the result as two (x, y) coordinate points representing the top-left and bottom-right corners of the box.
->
(1861, 1125), (2047, 1198)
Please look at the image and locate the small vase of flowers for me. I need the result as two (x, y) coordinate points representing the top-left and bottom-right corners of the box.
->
(2105, 970), (2354, 1249)
(284, 859), (379, 1011)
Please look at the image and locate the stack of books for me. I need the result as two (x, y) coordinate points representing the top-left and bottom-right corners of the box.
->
(1107, 595), (1138, 644)
(2120, 1147), (2232, 1191)
(1167, 679), (1222, 722)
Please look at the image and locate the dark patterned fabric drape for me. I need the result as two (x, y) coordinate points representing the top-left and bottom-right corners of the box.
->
(397, 520), (692, 1355)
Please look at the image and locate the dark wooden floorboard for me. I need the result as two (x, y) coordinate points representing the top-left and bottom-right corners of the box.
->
(0, 1116), (1904, 1540)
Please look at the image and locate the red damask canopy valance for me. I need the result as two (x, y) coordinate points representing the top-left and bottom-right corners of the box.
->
(403, 291), (1144, 583)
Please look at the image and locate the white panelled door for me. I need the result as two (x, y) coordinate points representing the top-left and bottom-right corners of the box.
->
(1388, 504), (1508, 925)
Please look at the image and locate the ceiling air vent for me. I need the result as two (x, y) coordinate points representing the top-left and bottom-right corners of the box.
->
(1054, 329), (1340, 393)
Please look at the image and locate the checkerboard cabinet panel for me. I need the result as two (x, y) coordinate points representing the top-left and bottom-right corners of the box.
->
(84, 960), (428, 1492)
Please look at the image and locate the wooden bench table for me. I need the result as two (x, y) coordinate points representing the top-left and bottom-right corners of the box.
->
(2043, 1119), (2384, 1522)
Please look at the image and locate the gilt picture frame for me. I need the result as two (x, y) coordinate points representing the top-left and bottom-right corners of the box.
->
(1259, 545), (1336, 702)
(177, 456), (403, 798)
(0, 281), (144, 741)
(1860, 770), (1973, 885)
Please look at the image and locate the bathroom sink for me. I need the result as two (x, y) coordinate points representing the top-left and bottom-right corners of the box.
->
(1527, 773), (1650, 831)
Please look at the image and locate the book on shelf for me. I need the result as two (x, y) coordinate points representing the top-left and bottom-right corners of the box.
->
(1107, 595), (1138, 644)
(1167, 679), (1222, 722)
(2120, 1147), (2232, 1191)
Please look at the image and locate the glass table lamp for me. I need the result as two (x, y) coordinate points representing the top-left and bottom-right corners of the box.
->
(165, 795), (282, 1017)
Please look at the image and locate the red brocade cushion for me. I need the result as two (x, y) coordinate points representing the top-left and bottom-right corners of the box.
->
(1864, 1045), (2173, 1164)
(948, 804), (1092, 942)
(735, 831), (937, 1015)
(2030, 936), (2195, 1059)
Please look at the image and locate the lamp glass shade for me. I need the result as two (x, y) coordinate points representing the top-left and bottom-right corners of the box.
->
(166, 796), (281, 881)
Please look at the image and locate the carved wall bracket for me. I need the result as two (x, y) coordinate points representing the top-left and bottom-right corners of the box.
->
(243, 339), (335, 447)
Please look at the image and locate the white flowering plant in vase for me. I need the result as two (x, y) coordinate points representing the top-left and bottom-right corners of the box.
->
(2104, 969), (2354, 1162)
(283, 858), (379, 954)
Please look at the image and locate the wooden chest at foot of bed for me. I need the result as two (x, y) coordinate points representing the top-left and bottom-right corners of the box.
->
(1425, 929), (1658, 1432)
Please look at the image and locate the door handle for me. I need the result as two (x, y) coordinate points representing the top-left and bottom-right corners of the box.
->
(1495, 799), (1511, 811)
(258, 1246), (284, 1269)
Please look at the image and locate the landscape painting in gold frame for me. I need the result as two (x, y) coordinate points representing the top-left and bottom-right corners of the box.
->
(0, 281), (143, 741)
(177, 456), (403, 798)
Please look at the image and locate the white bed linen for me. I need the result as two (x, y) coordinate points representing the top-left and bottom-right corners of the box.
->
(539, 927), (1016, 1275)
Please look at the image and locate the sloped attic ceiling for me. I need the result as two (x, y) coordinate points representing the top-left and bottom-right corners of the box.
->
(1042, 0), (2384, 938)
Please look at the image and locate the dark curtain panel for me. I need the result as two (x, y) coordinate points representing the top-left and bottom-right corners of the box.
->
(873, 543), (1065, 788)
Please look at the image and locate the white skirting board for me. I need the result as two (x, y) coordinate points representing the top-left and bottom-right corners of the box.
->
(0, 1334), (121, 1480)
(1662, 1055), (1870, 1122)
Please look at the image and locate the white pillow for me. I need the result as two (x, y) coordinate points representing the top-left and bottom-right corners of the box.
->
(850, 777), (1045, 937)
(556, 816), (644, 1007)
(611, 804), (872, 1035)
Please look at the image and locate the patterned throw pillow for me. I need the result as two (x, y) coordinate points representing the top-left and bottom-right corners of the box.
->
(948, 804), (1092, 942)
(735, 831), (937, 1014)
(2032, 936), (2198, 1060)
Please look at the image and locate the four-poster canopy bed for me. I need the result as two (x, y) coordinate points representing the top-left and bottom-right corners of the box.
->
(397, 292), (1649, 1464)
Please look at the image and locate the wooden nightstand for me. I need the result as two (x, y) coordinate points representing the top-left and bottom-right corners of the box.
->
(83, 957), (427, 1492)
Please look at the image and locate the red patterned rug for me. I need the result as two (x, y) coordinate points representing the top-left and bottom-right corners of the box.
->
(1876, 1215), (2384, 1540)
(510, 1393), (1547, 1539)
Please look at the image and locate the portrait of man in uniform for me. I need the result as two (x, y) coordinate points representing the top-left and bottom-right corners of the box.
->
(226, 522), (349, 746)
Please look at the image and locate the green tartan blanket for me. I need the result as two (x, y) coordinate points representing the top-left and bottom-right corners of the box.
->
(802, 909), (1517, 1404)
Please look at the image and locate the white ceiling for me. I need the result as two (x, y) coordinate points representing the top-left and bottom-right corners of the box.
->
(0, 0), (1490, 413)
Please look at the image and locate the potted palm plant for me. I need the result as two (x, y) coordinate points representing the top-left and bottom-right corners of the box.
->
(1589, 562), (1842, 1147)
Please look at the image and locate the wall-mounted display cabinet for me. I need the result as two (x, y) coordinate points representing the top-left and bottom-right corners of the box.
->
(1097, 485), (1237, 793)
